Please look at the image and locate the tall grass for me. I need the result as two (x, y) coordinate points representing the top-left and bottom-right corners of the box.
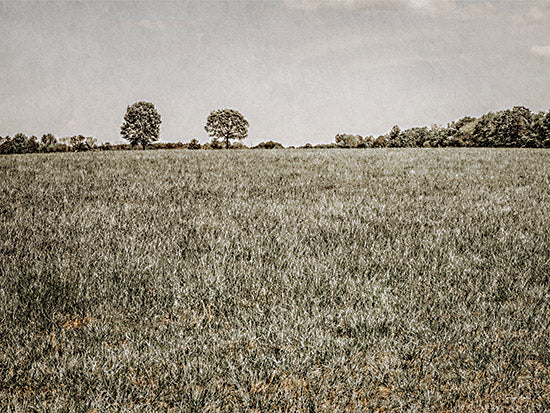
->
(1, 149), (549, 411)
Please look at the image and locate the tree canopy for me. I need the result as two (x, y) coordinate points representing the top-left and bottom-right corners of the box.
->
(204, 109), (249, 149)
(336, 106), (550, 149)
(120, 102), (161, 149)
(2, 105), (550, 155)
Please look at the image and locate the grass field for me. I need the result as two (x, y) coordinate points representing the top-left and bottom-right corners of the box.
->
(1, 148), (549, 411)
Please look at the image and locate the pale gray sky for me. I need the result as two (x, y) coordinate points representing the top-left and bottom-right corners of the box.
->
(1, 0), (549, 145)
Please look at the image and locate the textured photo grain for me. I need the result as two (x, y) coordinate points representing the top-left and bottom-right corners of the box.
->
(1, 1), (549, 411)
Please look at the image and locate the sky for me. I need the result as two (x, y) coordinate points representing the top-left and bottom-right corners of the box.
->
(1, 0), (549, 146)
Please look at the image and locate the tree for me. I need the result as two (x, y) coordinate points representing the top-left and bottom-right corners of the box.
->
(398, 127), (430, 147)
(430, 126), (454, 147)
(12, 133), (29, 154)
(204, 138), (224, 150)
(204, 109), (249, 149)
(41, 133), (56, 147)
(335, 134), (362, 148)
(28, 135), (40, 153)
(508, 106), (533, 147)
(373, 135), (387, 148)
(0, 136), (12, 154)
(70, 135), (88, 151)
(85, 136), (97, 150)
(388, 125), (401, 147)
(187, 138), (201, 150)
(542, 110), (550, 147)
(470, 113), (495, 147)
(255, 140), (284, 149)
(121, 102), (161, 149)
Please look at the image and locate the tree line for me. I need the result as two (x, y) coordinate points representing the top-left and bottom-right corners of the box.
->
(0, 133), (286, 154)
(1, 104), (549, 155)
(335, 106), (550, 149)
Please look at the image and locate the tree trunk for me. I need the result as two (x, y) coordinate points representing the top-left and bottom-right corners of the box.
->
(225, 136), (230, 149)
(142, 142), (146, 150)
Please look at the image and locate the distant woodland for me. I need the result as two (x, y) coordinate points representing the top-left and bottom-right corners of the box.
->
(1, 105), (549, 154)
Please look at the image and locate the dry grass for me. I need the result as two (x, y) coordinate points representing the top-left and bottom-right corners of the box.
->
(1, 148), (549, 411)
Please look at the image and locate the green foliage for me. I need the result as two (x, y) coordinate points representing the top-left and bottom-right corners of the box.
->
(120, 101), (162, 149)
(204, 108), (249, 149)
